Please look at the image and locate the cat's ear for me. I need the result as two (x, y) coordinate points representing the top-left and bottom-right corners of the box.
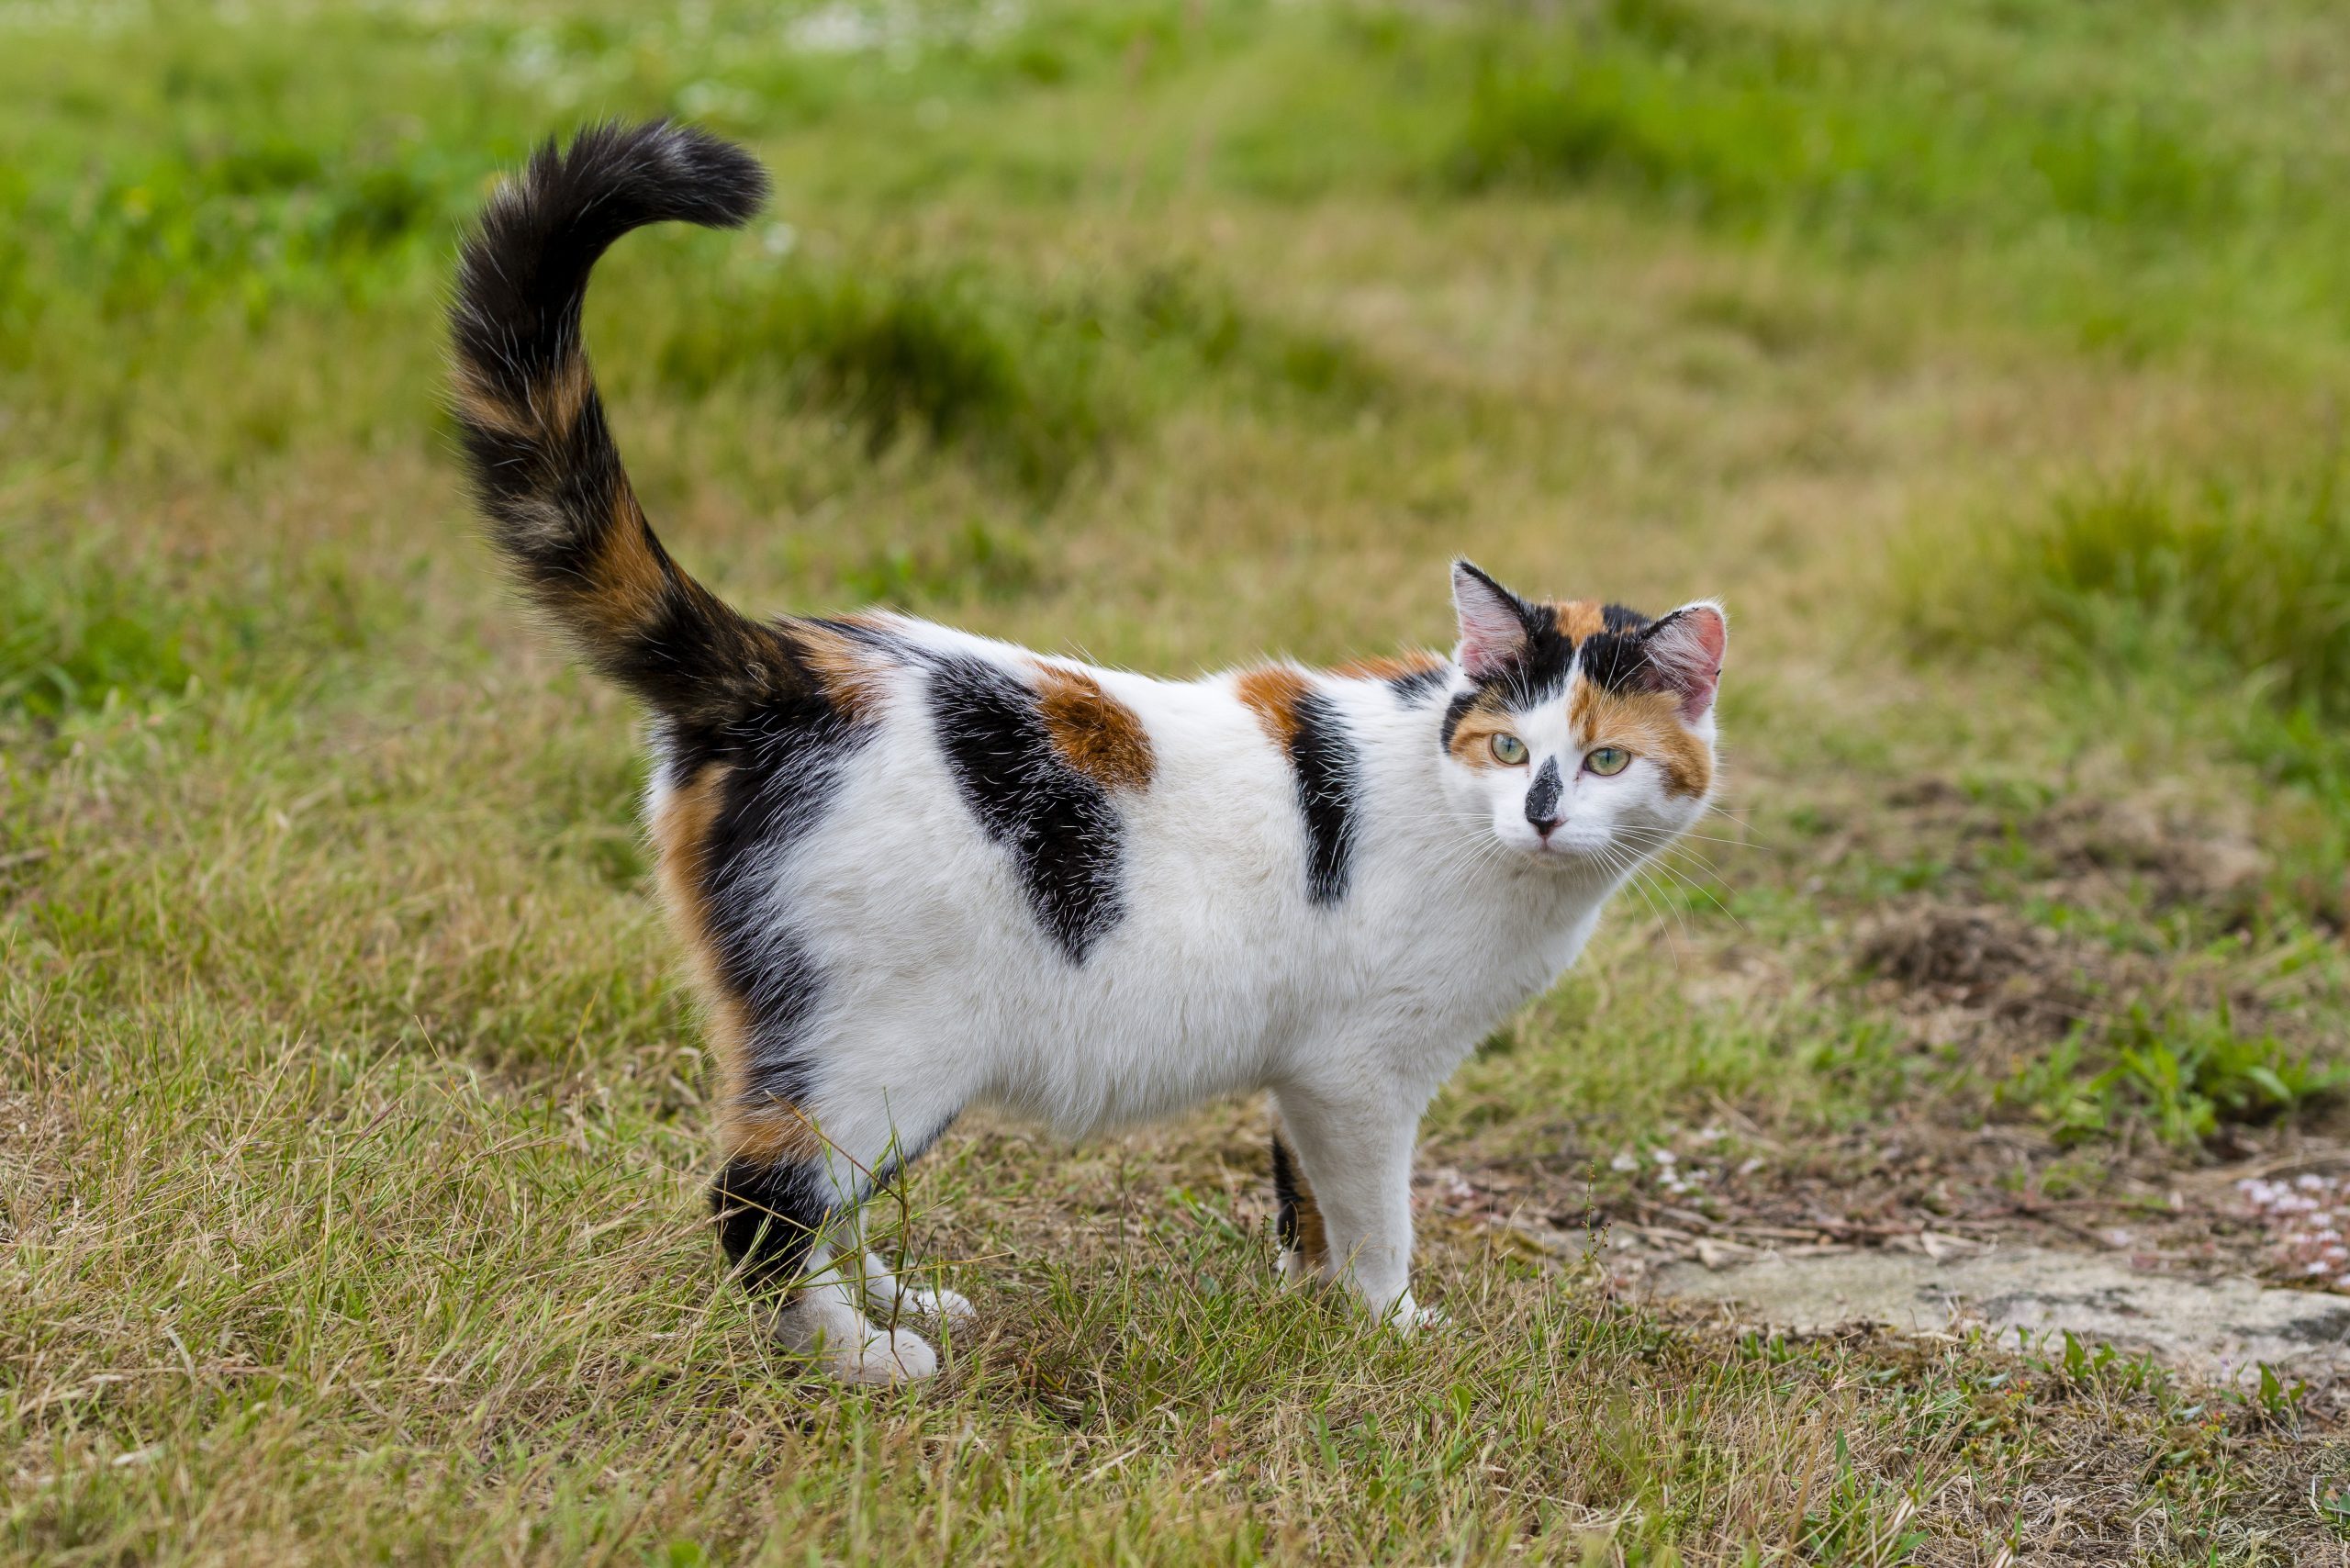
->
(1642, 600), (1728, 721)
(1451, 561), (1534, 678)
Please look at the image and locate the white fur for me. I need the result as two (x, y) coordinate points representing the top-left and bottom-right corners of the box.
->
(652, 598), (1721, 1379)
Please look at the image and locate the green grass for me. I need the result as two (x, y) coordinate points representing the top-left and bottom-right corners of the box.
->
(6, 0), (2350, 1561)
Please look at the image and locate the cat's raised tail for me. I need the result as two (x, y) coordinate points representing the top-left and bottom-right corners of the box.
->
(449, 120), (785, 723)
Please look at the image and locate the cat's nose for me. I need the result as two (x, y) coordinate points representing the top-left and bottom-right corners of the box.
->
(1528, 813), (1563, 839)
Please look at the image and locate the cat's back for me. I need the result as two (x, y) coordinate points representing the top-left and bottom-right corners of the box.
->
(646, 612), (1527, 1130)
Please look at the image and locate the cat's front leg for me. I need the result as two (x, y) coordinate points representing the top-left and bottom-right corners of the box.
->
(1271, 1083), (1433, 1330)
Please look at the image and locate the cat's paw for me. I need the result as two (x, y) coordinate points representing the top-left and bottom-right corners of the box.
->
(769, 1295), (941, 1383)
(900, 1284), (977, 1330)
(832, 1327), (938, 1384)
(1382, 1294), (1446, 1334)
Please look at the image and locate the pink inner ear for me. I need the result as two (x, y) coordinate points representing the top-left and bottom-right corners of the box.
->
(1647, 605), (1727, 720)
(1452, 567), (1528, 678)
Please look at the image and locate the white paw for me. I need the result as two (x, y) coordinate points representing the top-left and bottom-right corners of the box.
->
(1275, 1249), (1311, 1283)
(900, 1285), (977, 1329)
(1382, 1295), (1445, 1334)
(832, 1327), (937, 1384)
(769, 1295), (941, 1383)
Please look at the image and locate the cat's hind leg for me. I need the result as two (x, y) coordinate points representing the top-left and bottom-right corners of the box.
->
(711, 1151), (936, 1383)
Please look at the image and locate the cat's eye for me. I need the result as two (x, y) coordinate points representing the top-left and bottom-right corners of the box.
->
(1488, 734), (1528, 766)
(1584, 746), (1632, 777)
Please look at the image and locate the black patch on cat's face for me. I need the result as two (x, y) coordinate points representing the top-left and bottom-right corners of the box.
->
(1439, 687), (1481, 753)
(1523, 756), (1563, 826)
(1287, 689), (1360, 905)
(711, 1155), (834, 1295)
(1491, 619), (1576, 711)
(932, 656), (1127, 961)
(1573, 605), (1658, 695)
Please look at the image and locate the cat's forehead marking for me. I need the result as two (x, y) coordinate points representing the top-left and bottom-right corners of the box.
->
(1551, 600), (1607, 642)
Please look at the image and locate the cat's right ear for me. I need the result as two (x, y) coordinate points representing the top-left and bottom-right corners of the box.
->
(1451, 561), (1532, 678)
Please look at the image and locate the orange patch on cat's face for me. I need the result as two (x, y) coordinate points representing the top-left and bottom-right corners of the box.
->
(1446, 699), (1528, 770)
(1550, 599), (1608, 642)
(652, 762), (819, 1163)
(1570, 684), (1713, 799)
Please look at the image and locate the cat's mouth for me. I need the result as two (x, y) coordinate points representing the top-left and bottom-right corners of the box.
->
(1516, 825), (1614, 863)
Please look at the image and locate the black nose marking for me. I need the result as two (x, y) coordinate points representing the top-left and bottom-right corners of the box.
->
(1524, 756), (1563, 833)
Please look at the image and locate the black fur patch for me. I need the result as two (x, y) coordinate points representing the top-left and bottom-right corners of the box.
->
(1270, 1134), (1305, 1252)
(451, 121), (787, 722)
(932, 657), (1127, 961)
(1285, 690), (1360, 905)
(1576, 605), (1659, 695)
(670, 678), (879, 1115)
(1439, 688), (1481, 753)
(1387, 666), (1452, 704)
(711, 1156), (834, 1294)
(1524, 756), (1563, 825)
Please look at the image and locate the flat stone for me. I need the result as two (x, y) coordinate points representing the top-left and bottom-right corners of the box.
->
(1651, 1245), (2350, 1386)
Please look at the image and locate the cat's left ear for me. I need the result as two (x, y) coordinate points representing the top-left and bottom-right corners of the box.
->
(1641, 601), (1728, 721)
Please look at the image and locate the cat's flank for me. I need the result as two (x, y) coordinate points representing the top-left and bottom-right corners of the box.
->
(450, 122), (1728, 1383)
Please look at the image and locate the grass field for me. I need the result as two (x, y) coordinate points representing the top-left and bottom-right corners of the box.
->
(6, 1), (2350, 1561)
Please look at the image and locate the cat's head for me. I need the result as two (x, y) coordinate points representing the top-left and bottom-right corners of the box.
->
(1438, 561), (1725, 868)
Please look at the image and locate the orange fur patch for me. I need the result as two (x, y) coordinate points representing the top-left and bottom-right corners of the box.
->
(451, 364), (534, 440)
(1290, 1176), (1327, 1267)
(452, 353), (593, 442)
(790, 621), (887, 721)
(536, 353), (594, 438)
(1446, 700), (1527, 770)
(1331, 651), (1448, 683)
(1035, 665), (1155, 790)
(1551, 599), (1606, 642)
(651, 763), (819, 1163)
(1571, 685), (1713, 800)
(1235, 666), (1311, 750)
(573, 492), (669, 640)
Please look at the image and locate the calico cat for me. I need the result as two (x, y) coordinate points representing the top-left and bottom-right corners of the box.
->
(450, 122), (1727, 1383)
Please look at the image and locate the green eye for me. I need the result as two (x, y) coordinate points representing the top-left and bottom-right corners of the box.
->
(1584, 746), (1631, 777)
(1488, 733), (1528, 766)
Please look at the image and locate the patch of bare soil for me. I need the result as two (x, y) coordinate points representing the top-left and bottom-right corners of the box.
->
(1854, 900), (2107, 1041)
(1875, 776), (2269, 917)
